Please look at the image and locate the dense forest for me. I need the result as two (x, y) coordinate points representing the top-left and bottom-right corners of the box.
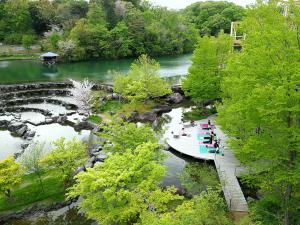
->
(0, 0), (244, 61)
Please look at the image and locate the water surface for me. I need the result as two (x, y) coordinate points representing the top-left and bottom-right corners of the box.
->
(0, 54), (191, 84)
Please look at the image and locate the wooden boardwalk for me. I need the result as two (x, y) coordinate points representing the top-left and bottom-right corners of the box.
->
(163, 109), (248, 213)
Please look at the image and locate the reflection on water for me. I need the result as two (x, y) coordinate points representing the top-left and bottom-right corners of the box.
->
(0, 54), (191, 84)
(0, 130), (24, 160)
(31, 123), (91, 152)
(0, 61), (10, 68)
(0, 124), (91, 160)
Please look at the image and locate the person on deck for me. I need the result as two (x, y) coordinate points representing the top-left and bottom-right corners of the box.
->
(209, 131), (214, 144)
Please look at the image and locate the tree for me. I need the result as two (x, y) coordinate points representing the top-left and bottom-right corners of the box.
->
(41, 138), (88, 185)
(68, 142), (183, 225)
(182, 32), (232, 105)
(22, 34), (34, 51)
(69, 79), (94, 116)
(183, 1), (245, 36)
(217, 1), (300, 224)
(180, 162), (220, 195)
(2, 0), (33, 44)
(99, 120), (157, 154)
(114, 55), (171, 103)
(0, 156), (22, 198)
(138, 189), (232, 225)
(21, 142), (46, 193)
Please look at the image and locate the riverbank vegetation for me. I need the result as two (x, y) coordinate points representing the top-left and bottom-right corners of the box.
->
(183, 1), (300, 224)
(0, 0), (244, 61)
(0, 139), (88, 216)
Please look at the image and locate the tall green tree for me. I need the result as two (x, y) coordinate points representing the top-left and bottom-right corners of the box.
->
(217, 1), (300, 224)
(182, 32), (232, 105)
(99, 120), (157, 154)
(2, 0), (33, 43)
(114, 55), (171, 103)
(0, 156), (22, 198)
(41, 138), (88, 185)
(68, 142), (183, 225)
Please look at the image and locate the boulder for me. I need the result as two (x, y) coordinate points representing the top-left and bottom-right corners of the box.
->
(16, 126), (28, 136)
(151, 105), (172, 114)
(138, 112), (157, 122)
(74, 166), (85, 175)
(95, 152), (107, 162)
(21, 143), (30, 149)
(166, 93), (185, 104)
(84, 162), (94, 169)
(25, 130), (36, 138)
(9, 121), (25, 131)
(171, 85), (184, 95)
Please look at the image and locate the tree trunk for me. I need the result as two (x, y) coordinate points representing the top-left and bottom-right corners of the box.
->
(37, 172), (45, 194)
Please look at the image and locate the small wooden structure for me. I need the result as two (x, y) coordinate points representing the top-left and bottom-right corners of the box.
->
(230, 22), (245, 50)
(40, 52), (59, 65)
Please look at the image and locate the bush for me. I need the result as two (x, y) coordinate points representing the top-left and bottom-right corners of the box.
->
(22, 34), (35, 50)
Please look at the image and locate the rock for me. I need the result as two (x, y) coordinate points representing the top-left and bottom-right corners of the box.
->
(151, 105), (172, 114)
(84, 162), (94, 169)
(166, 93), (185, 104)
(247, 197), (256, 203)
(74, 166), (85, 175)
(9, 121), (25, 131)
(57, 115), (67, 123)
(138, 112), (157, 122)
(26, 130), (36, 137)
(88, 156), (96, 164)
(95, 152), (107, 162)
(16, 126), (27, 136)
(45, 118), (53, 123)
(171, 85), (184, 95)
(21, 143), (30, 149)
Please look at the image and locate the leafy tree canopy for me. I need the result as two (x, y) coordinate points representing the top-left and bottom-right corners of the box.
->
(138, 189), (232, 225)
(182, 31), (232, 104)
(183, 1), (245, 36)
(41, 138), (88, 184)
(99, 120), (157, 154)
(0, 156), (22, 198)
(217, 1), (300, 224)
(68, 142), (182, 225)
(114, 55), (172, 103)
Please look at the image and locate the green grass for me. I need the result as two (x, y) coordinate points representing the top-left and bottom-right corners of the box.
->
(0, 170), (65, 215)
(88, 114), (103, 124)
(99, 100), (124, 113)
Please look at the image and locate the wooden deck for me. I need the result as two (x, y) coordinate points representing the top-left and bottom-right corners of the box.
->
(163, 108), (248, 213)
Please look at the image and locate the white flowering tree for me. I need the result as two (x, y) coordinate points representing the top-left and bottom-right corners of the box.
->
(69, 79), (94, 116)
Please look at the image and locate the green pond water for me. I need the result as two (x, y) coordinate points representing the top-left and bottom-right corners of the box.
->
(0, 54), (191, 84)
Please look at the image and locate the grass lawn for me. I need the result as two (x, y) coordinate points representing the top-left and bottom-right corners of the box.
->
(0, 170), (65, 215)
